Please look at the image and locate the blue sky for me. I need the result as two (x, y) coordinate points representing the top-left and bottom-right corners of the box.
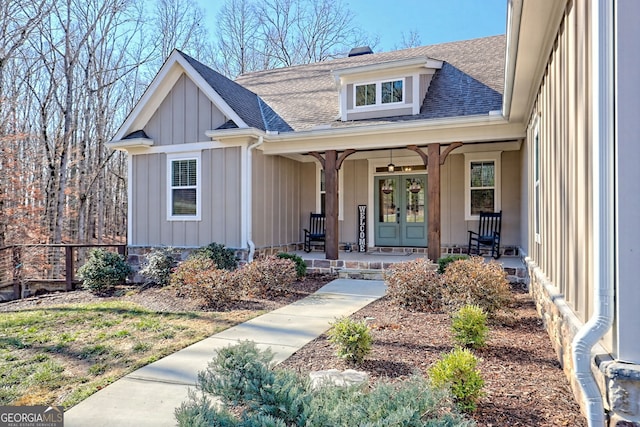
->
(198, 0), (507, 52)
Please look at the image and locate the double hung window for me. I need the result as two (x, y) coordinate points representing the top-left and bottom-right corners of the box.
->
(167, 152), (201, 221)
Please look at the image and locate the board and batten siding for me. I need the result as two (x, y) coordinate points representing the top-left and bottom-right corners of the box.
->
(144, 73), (228, 146)
(527, 0), (594, 328)
(130, 148), (242, 248)
(251, 150), (302, 249)
(440, 151), (521, 248)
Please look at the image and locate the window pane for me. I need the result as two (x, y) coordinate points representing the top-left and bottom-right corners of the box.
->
(172, 189), (197, 215)
(470, 161), (494, 187)
(382, 80), (402, 103)
(172, 159), (196, 186)
(355, 83), (376, 106)
(405, 178), (424, 223)
(470, 189), (494, 215)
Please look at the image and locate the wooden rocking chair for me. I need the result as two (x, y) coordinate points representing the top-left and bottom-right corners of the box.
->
(467, 211), (502, 259)
(304, 212), (326, 252)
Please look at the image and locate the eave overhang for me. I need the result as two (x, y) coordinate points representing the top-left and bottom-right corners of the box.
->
(205, 114), (525, 157)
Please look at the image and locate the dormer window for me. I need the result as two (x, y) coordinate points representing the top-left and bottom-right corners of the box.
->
(354, 79), (404, 107)
(332, 56), (443, 121)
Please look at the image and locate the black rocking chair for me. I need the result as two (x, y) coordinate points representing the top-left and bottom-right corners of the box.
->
(304, 212), (326, 252)
(467, 211), (502, 259)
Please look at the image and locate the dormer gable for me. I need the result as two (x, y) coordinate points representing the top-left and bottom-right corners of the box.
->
(332, 56), (443, 122)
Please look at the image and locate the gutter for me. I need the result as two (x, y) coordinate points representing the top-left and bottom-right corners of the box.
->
(246, 136), (264, 262)
(571, 1), (615, 425)
(206, 113), (515, 144)
(502, 0), (523, 119)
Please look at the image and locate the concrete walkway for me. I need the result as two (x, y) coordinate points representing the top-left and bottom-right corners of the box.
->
(64, 279), (386, 427)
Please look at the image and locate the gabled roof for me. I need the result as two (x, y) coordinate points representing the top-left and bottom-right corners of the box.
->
(110, 50), (292, 143)
(178, 52), (292, 133)
(235, 35), (505, 131)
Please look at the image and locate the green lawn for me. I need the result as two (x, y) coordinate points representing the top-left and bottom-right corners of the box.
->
(0, 301), (259, 408)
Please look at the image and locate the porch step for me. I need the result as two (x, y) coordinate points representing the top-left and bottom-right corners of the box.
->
(337, 269), (386, 281)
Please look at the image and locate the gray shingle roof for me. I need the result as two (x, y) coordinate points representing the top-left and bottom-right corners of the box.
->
(235, 35), (505, 131)
(178, 51), (293, 133)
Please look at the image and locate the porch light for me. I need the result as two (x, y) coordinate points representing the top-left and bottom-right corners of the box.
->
(409, 179), (422, 193)
(387, 150), (395, 172)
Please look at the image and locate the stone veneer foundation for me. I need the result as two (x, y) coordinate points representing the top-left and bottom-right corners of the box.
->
(526, 256), (640, 427)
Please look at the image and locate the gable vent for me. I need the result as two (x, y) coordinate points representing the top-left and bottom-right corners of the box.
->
(348, 46), (373, 57)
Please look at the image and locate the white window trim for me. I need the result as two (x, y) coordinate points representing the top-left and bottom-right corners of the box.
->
(464, 152), (502, 221)
(167, 151), (202, 221)
(352, 77), (405, 110)
(532, 115), (541, 244)
(316, 164), (344, 221)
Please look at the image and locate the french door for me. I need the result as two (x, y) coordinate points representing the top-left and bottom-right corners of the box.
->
(374, 174), (427, 247)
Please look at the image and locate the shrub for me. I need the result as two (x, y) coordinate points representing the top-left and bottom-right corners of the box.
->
(78, 249), (132, 294)
(451, 305), (489, 349)
(438, 254), (469, 274)
(194, 242), (238, 271)
(429, 347), (485, 412)
(276, 252), (307, 278)
(327, 317), (372, 365)
(384, 258), (443, 312)
(441, 257), (512, 316)
(240, 256), (297, 297)
(139, 247), (177, 287)
(175, 341), (472, 426)
(170, 256), (240, 306)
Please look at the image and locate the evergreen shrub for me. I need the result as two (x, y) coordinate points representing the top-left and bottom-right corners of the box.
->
(78, 249), (132, 294)
(429, 347), (485, 412)
(194, 242), (238, 271)
(327, 317), (372, 365)
(175, 341), (473, 426)
(276, 252), (307, 278)
(139, 247), (177, 286)
(451, 305), (489, 349)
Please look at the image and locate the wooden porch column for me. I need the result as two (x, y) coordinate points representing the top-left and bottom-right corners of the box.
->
(427, 144), (441, 262)
(409, 142), (462, 262)
(324, 150), (339, 260)
(309, 149), (356, 260)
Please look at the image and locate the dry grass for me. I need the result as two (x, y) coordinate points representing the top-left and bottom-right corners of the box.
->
(0, 299), (257, 408)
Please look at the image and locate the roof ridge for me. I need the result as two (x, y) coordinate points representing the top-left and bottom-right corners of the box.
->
(236, 34), (506, 79)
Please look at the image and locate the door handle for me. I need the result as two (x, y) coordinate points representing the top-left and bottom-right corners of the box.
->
(396, 207), (400, 224)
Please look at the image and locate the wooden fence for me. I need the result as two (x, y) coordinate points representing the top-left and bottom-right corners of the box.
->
(0, 244), (127, 301)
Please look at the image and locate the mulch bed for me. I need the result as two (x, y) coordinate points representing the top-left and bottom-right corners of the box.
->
(278, 289), (587, 427)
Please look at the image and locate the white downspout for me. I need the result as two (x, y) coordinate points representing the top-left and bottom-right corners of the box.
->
(571, 1), (615, 426)
(246, 136), (264, 262)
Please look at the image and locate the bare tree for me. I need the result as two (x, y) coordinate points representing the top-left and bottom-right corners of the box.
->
(215, 0), (264, 78)
(150, 0), (214, 69)
(214, 0), (375, 77)
(0, 0), (51, 247)
(398, 29), (422, 49)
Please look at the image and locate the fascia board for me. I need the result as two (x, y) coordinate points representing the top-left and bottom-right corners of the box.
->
(260, 119), (525, 155)
(332, 57), (443, 81)
(507, 0), (568, 123)
(108, 138), (154, 151)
